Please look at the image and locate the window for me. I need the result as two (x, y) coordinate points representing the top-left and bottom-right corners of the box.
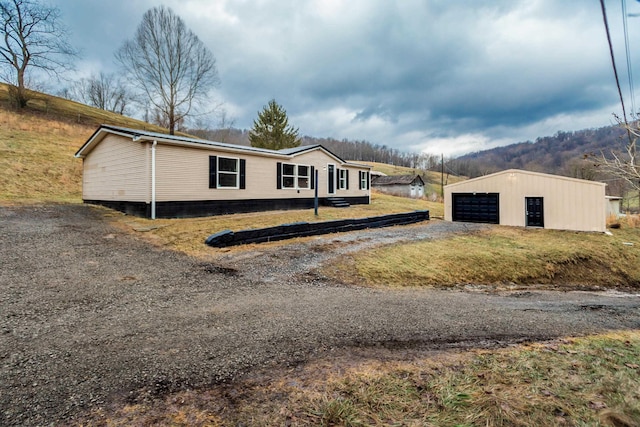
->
(282, 163), (296, 188)
(338, 169), (348, 190)
(359, 171), (369, 190)
(209, 156), (245, 189)
(278, 163), (311, 190)
(297, 165), (310, 189)
(218, 157), (239, 188)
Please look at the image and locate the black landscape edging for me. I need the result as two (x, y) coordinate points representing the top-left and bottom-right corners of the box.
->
(205, 210), (430, 247)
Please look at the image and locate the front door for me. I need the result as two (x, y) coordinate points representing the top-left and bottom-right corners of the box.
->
(525, 197), (544, 227)
(327, 164), (335, 194)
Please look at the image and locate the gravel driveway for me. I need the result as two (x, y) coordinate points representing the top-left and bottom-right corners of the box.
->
(1, 204), (639, 426)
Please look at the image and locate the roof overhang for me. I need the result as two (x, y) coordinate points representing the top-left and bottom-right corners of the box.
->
(75, 125), (287, 159)
(75, 125), (371, 169)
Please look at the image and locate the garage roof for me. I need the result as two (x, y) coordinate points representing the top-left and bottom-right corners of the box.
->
(445, 169), (606, 189)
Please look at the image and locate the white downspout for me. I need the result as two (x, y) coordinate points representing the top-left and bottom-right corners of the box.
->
(151, 140), (157, 219)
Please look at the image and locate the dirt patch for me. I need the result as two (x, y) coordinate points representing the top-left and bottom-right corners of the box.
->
(1, 204), (640, 426)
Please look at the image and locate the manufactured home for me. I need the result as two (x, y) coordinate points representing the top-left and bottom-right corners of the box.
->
(75, 125), (371, 218)
(444, 169), (607, 232)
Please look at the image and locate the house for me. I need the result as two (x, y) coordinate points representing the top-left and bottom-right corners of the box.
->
(444, 169), (607, 232)
(606, 196), (623, 218)
(371, 174), (425, 198)
(74, 125), (372, 219)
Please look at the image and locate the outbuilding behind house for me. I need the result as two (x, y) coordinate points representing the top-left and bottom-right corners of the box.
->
(75, 125), (372, 218)
(444, 169), (607, 232)
(371, 174), (425, 198)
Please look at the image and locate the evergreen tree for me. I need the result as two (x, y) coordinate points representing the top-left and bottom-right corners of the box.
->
(249, 99), (301, 149)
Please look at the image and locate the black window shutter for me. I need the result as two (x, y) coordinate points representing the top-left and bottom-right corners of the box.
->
(366, 172), (370, 189)
(310, 166), (315, 189)
(276, 162), (282, 189)
(358, 171), (362, 190)
(346, 170), (349, 190)
(209, 156), (217, 188)
(239, 159), (246, 189)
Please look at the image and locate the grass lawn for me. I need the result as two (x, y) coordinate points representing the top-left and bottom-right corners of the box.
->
(106, 191), (441, 257)
(324, 221), (640, 290)
(82, 331), (640, 426)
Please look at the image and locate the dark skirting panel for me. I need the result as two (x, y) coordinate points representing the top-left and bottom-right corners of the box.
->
(84, 196), (370, 219)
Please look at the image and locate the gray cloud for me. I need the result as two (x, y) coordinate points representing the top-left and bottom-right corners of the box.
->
(48, 0), (640, 156)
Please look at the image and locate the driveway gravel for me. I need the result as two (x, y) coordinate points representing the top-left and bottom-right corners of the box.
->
(1, 204), (639, 426)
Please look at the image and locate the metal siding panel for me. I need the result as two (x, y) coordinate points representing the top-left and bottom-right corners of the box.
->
(445, 170), (606, 231)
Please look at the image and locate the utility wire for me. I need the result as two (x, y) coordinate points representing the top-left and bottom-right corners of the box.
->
(600, 0), (634, 146)
(622, 0), (636, 115)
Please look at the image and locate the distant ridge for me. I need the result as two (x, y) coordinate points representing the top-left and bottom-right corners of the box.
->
(451, 125), (627, 179)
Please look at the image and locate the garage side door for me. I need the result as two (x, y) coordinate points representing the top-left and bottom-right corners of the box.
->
(452, 193), (499, 224)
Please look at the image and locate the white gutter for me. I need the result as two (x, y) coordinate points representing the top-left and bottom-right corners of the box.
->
(151, 140), (157, 220)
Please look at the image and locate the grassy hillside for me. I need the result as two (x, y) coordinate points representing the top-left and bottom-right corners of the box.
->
(0, 83), (194, 203)
(0, 83), (177, 132)
(0, 107), (87, 203)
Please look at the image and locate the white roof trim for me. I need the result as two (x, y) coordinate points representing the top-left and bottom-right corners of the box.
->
(444, 169), (607, 189)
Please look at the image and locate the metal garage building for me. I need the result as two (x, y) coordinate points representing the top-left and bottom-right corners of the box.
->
(444, 169), (607, 232)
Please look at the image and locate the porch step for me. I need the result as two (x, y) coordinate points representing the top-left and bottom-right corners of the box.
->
(325, 197), (350, 208)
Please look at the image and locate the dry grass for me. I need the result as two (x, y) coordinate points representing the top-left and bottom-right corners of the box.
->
(0, 108), (89, 203)
(325, 225), (640, 289)
(0, 82), (192, 204)
(0, 83), (182, 134)
(78, 331), (640, 426)
(621, 214), (640, 229)
(107, 190), (440, 258)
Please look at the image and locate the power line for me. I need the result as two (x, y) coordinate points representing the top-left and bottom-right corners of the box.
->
(621, 0), (636, 115)
(599, 0), (633, 146)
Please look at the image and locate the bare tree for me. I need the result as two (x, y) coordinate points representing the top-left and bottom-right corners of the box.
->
(595, 115), (640, 192)
(0, 0), (77, 107)
(69, 72), (131, 114)
(115, 6), (219, 134)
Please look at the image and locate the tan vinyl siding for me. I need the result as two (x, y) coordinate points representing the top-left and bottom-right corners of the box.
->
(292, 151), (370, 198)
(153, 144), (370, 201)
(155, 144), (284, 201)
(444, 170), (606, 232)
(82, 135), (149, 202)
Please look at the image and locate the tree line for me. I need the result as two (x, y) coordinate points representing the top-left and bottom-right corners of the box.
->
(190, 124), (441, 168)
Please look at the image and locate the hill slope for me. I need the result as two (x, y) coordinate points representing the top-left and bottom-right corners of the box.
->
(451, 125), (628, 179)
(0, 83), (183, 203)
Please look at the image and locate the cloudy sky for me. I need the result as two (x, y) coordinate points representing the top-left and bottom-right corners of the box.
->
(49, 0), (640, 157)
